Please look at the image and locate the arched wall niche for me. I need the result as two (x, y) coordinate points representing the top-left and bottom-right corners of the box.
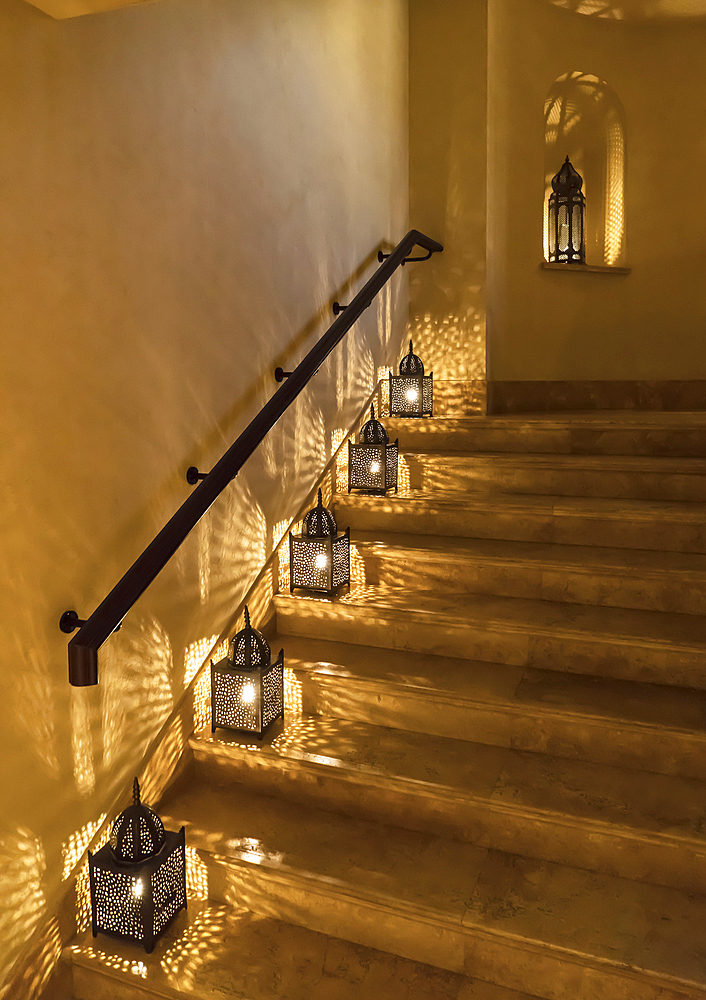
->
(544, 71), (627, 266)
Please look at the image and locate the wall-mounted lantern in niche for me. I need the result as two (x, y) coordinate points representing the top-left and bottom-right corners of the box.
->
(548, 156), (586, 265)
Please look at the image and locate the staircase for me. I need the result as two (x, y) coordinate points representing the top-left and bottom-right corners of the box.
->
(67, 398), (706, 1000)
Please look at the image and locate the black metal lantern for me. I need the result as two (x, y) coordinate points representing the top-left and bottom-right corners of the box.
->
(210, 606), (284, 739)
(389, 340), (433, 417)
(548, 155), (586, 264)
(88, 778), (186, 954)
(348, 404), (398, 494)
(289, 489), (350, 595)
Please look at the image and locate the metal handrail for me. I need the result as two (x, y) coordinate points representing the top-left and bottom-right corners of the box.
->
(65, 229), (443, 685)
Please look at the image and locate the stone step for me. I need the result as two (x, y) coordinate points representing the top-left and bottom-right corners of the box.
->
(398, 452), (706, 501)
(68, 899), (527, 1000)
(350, 531), (706, 614)
(278, 633), (706, 781)
(273, 587), (706, 689)
(335, 492), (706, 554)
(191, 717), (706, 894)
(157, 780), (706, 1000)
(384, 412), (706, 457)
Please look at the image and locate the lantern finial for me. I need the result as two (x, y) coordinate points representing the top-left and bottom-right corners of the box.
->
(370, 403), (375, 420)
(133, 777), (140, 805)
(244, 605), (251, 628)
(317, 488), (323, 506)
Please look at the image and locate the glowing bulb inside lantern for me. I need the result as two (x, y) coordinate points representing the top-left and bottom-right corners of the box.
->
(242, 682), (255, 704)
(370, 460), (381, 473)
(315, 553), (328, 569)
(133, 879), (143, 897)
(406, 387), (418, 402)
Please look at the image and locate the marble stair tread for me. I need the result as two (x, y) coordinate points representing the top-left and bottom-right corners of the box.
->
(190, 717), (706, 851)
(275, 585), (706, 656)
(385, 413), (706, 456)
(401, 451), (706, 474)
(69, 901), (526, 1000)
(156, 781), (706, 996)
(280, 632), (706, 737)
(335, 492), (706, 551)
(352, 529), (706, 575)
(398, 451), (706, 501)
(274, 586), (706, 688)
(349, 530), (706, 613)
(392, 411), (706, 425)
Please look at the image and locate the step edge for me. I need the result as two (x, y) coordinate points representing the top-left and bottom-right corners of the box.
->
(306, 667), (706, 738)
(352, 539), (706, 578)
(274, 594), (706, 654)
(189, 737), (706, 855)
(200, 849), (706, 997)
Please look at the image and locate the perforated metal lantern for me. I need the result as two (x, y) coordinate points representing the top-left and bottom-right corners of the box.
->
(348, 404), (398, 494)
(389, 340), (433, 417)
(289, 489), (350, 595)
(88, 778), (186, 954)
(211, 606), (284, 739)
(548, 156), (586, 264)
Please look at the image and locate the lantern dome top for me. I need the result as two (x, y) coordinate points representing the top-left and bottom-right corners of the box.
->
(303, 489), (337, 538)
(230, 605), (271, 669)
(399, 339), (424, 376)
(360, 404), (389, 444)
(551, 155), (584, 194)
(110, 778), (166, 864)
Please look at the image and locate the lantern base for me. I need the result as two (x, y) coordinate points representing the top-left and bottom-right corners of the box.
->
(289, 581), (350, 598)
(211, 711), (284, 741)
(348, 486), (398, 495)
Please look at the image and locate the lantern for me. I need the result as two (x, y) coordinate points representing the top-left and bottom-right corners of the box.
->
(389, 340), (433, 418)
(88, 778), (186, 954)
(548, 155), (586, 264)
(210, 606), (284, 739)
(348, 404), (398, 494)
(289, 489), (350, 595)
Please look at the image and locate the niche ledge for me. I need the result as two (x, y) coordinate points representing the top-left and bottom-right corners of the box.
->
(541, 262), (631, 275)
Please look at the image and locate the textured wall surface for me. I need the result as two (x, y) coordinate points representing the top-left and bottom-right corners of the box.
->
(408, 0), (487, 381)
(0, 0), (408, 990)
(487, 0), (706, 381)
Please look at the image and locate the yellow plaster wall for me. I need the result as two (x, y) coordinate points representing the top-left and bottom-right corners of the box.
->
(487, 0), (706, 381)
(408, 0), (487, 381)
(0, 0), (408, 991)
(23, 0), (155, 20)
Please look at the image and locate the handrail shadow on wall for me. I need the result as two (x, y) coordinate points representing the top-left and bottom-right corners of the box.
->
(61, 229), (443, 686)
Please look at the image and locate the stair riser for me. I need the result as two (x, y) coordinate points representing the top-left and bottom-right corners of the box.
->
(356, 545), (706, 615)
(275, 602), (706, 689)
(193, 751), (706, 895)
(306, 674), (706, 782)
(337, 503), (706, 554)
(403, 457), (706, 502)
(202, 854), (701, 1000)
(427, 383), (487, 417)
(388, 424), (706, 457)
